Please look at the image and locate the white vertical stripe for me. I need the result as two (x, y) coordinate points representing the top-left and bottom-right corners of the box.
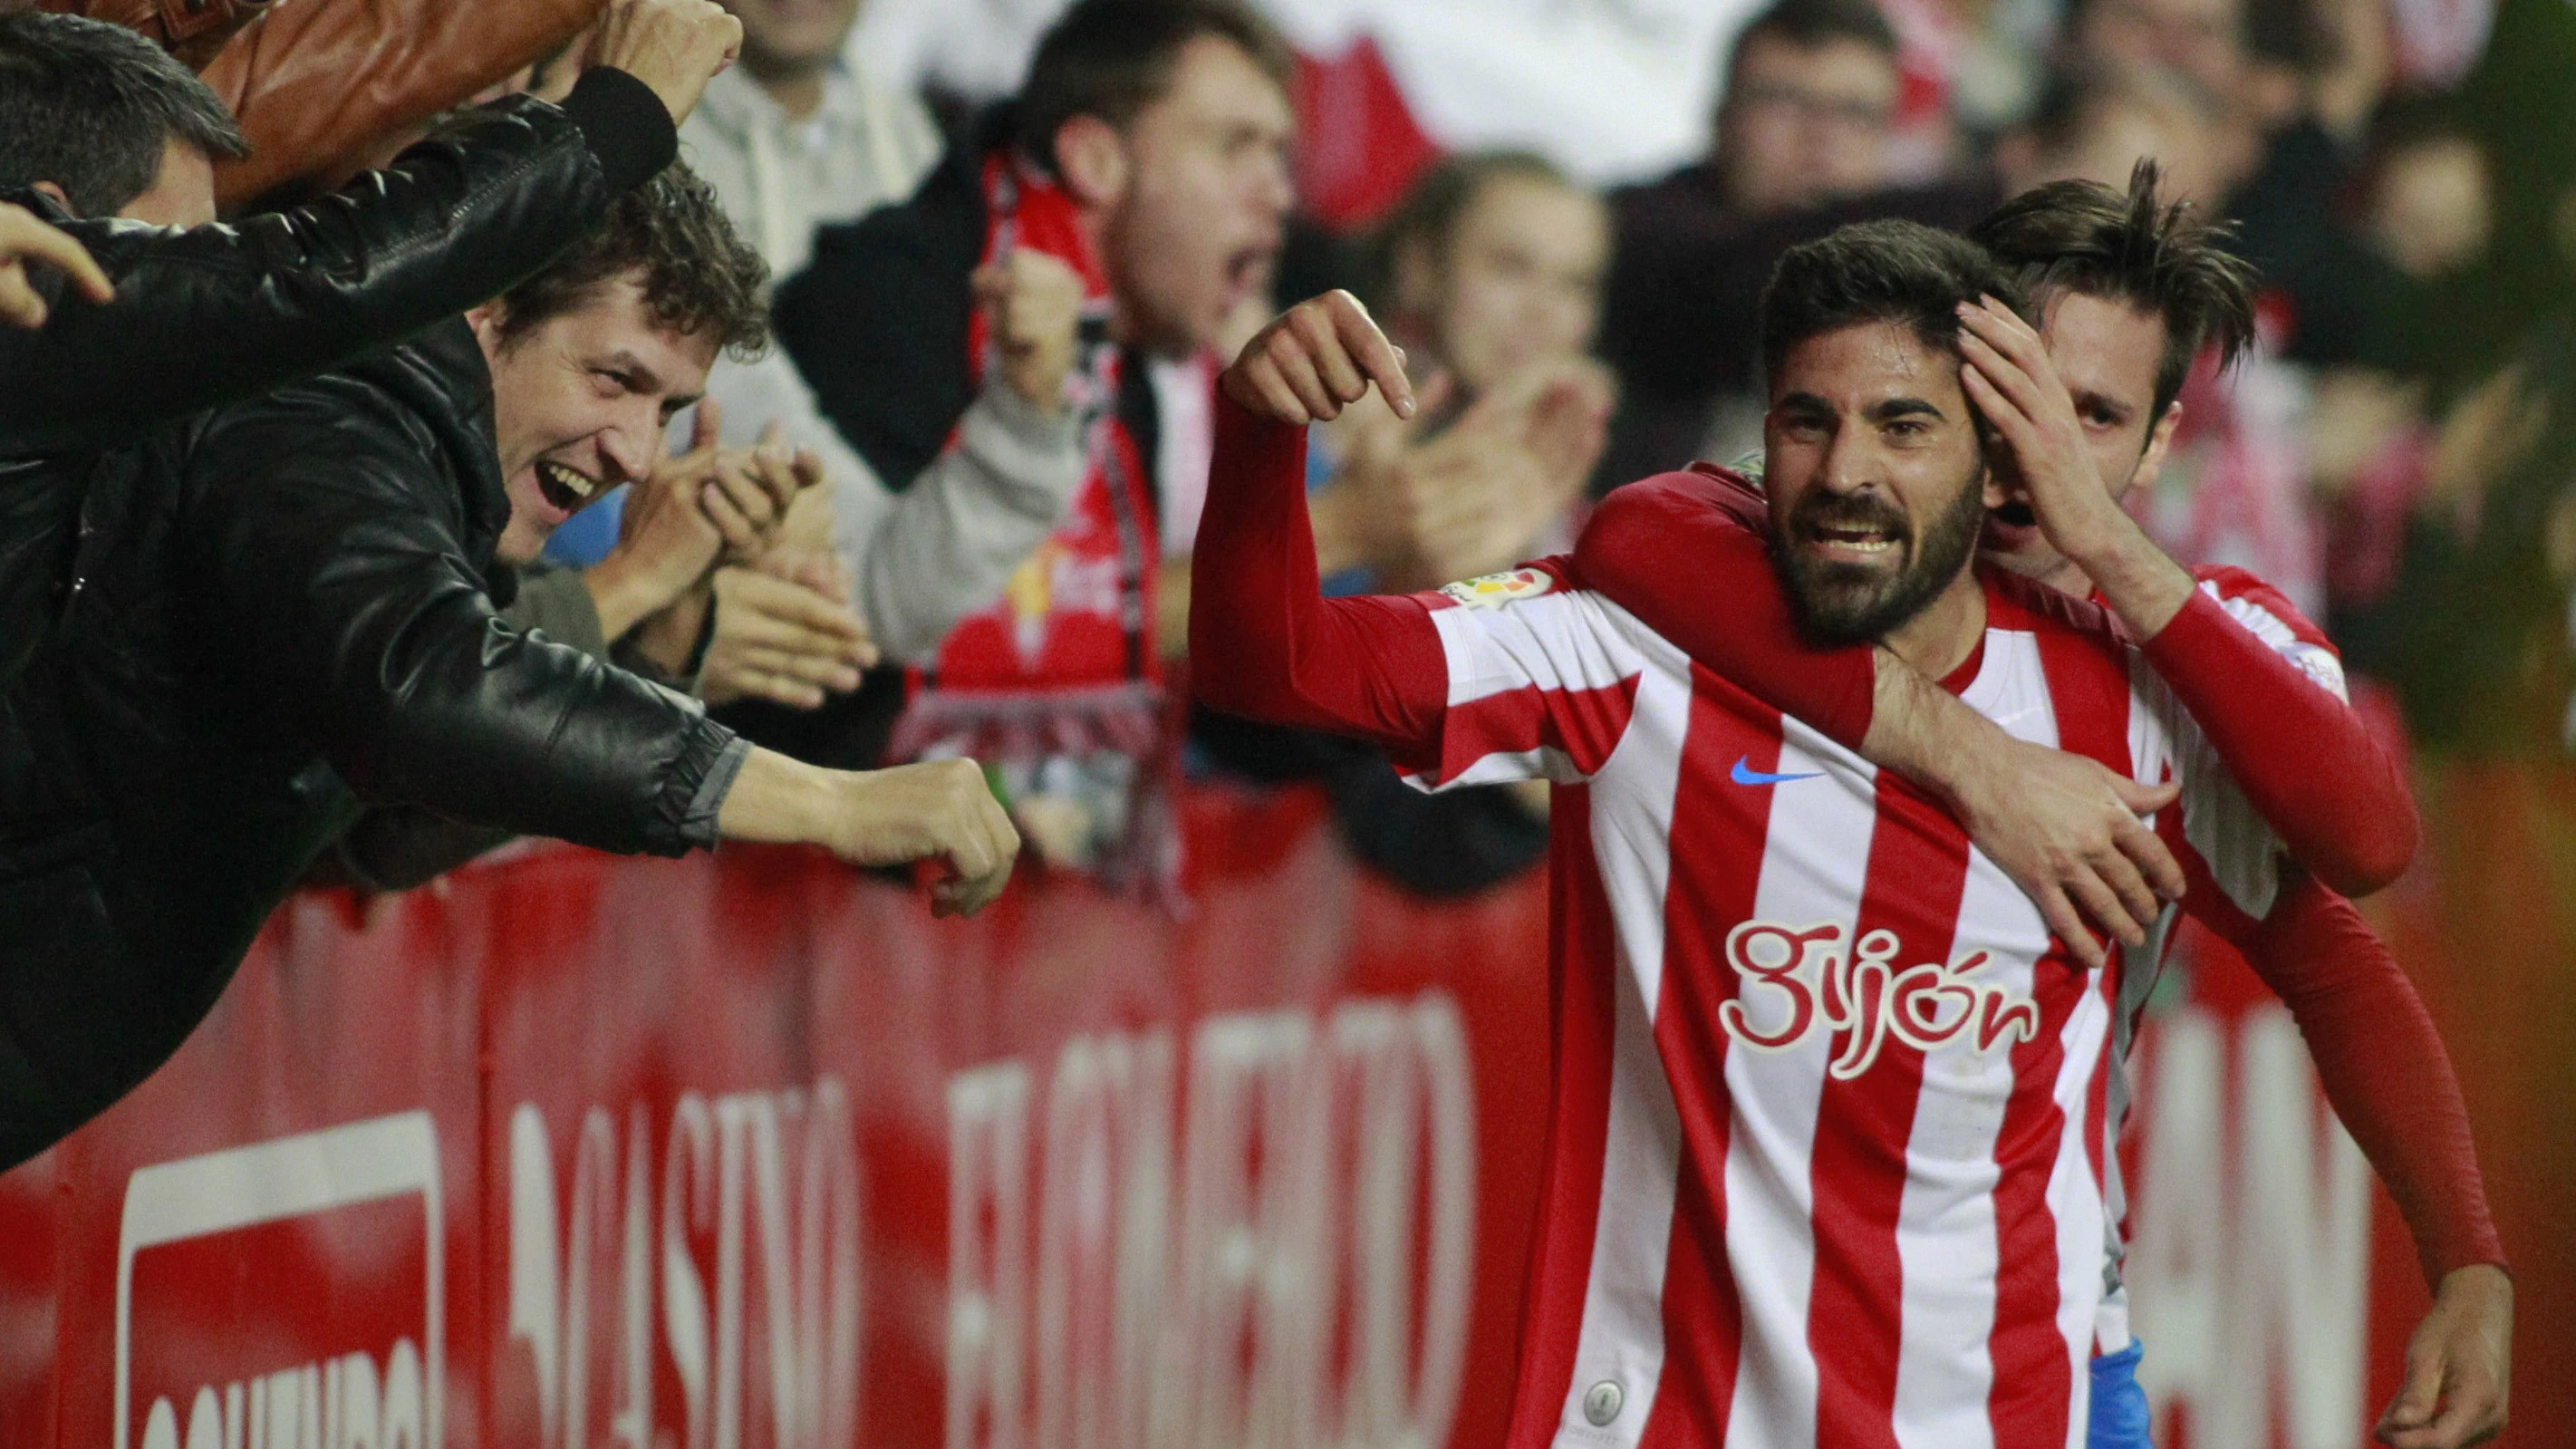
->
(1722, 717), (1881, 1449)
(1553, 655), (1694, 1448)
(2043, 986), (2112, 1449)
(1891, 633), (2060, 1449)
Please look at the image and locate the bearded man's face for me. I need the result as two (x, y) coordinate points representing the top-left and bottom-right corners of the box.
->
(1761, 319), (2000, 643)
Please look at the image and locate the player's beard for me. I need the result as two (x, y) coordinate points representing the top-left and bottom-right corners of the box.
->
(1775, 459), (1990, 646)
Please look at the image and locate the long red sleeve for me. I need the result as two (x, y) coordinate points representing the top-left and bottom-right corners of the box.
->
(2138, 584), (2419, 896)
(1571, 469), (1877, 748)
(1189, 397), (1453, 762)
(2212, 872), (2506, 1284)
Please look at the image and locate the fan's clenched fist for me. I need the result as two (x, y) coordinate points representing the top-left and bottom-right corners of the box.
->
(970, 250), (1085, 415)
(585, 0), (743, 127)
(1222, 291), (1416, 426)
(825, 758), (1022, 918)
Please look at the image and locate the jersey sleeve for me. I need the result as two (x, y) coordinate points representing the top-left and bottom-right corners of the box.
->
(1189, 393), (1648, 790)
(2132, 657), (2288, 928)
(2231, 872), (2507, 1283)
(1397, 567), (1652, 790)
(1189, 396), (1460, 762)
(2137, 567), (2418, 895)
(1571, 469), (1877, 748)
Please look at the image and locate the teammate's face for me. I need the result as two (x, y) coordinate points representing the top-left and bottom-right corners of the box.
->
(1103, 36), (1294, 358)
(1980, 289), (2178, 577)
(1406, 174), (1609, 394)
(471, 276), (719, 565)
(1764, 321), (2000, 643)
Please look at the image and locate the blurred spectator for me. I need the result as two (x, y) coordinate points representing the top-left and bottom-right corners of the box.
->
(1317, 153), (1614, 594)
(2343, 159), (2576, 755)
(772, 0), (1294, 890)
(1596, 0), (1999, 484)
(543, 0), (1095, 682)
(680, 0), (940, 280)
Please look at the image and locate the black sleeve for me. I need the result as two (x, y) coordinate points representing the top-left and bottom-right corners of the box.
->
(0, 72), (671, 459)
(182, 385), (737, 858)
(771, 148), (981, 490)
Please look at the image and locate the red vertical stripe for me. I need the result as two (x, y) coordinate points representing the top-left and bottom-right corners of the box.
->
(1635, 670), (1788, 1448)
(1503, 787), (1626, 1449)
(1803, 778), (1974, 1449)
(1982, 963), (2091, 1448)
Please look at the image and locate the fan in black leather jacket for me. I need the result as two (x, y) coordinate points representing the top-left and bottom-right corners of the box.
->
(0, 66), (678, 696)
(0, 73), (743, 1166)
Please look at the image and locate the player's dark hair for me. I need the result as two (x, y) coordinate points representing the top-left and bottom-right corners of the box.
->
(495, 162), (772, 360)
(1970, 159), (2259, 418)
(1015, 0), (1293, 176)
(0, 9), (248, 217)
(1759, 217), (2018, 390)
(1723, 0), (1899, 92)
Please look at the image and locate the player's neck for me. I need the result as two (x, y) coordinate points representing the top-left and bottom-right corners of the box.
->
(1877, 567), (1989, 684)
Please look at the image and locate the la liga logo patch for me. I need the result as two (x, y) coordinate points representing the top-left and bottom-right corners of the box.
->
(1438, 568), (1553, 611)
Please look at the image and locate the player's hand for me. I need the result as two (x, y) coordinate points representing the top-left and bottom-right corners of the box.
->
(1951, 734), (2185, 970)
(0, 203), (113, 330)
(1222, 290), (1416, 425)
(824, 758), (1020, 917)
(2377, 1264), (2512, 1448)
(970, 250), (1085, 416)
(584, 0), (743, 127)
(1954, 296), (2135, 563)
(697, 565), (877, 710)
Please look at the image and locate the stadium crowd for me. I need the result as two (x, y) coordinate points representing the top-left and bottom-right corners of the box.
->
(0, 0), (2563, 1440)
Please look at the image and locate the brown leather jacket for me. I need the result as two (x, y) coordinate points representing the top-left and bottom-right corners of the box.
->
(33, 0), (267, 68)
(47, 0), (604, 208)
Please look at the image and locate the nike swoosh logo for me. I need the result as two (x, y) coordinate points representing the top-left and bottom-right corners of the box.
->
(1732, 756), (1823, 787)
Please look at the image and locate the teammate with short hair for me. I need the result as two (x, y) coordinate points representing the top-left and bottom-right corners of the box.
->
(1192, 220), (2308, 1444)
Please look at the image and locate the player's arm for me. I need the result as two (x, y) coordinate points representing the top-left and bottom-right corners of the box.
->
(1190, 293), (1453, 758)
(2179, 865), (2510, 1449)
(1956, 297), (2417, 895)
(1577, 471), (2184, 967)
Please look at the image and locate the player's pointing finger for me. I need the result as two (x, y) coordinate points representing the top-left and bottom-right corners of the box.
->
(1324, 290), (1414, 419)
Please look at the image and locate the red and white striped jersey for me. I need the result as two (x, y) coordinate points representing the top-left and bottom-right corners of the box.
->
(2092, 564), (2349, 1355)
(1398, 561), (2283, 1449)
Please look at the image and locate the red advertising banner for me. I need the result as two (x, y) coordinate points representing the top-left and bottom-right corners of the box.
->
(0, 779), (2529, 1449)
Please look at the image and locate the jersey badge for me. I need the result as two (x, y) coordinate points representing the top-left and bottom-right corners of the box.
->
(1438, 568), (1553, 611)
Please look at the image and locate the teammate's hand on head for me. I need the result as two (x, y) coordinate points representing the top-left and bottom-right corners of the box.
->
(1949, 734), (2186, 970)
(970, 250), (1085, 415)
(0, 203), (112, 330)
(696, 565), (877, 710)
(822, 758), (1020, 917)
(1954, 297), (2134, 563)
(2378, 1264), (2511, 1449)
(1222, 291), (1415, 426)
(584, 0), (743, 126)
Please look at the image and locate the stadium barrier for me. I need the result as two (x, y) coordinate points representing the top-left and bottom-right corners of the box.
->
(0, 781), (2513, 1449)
